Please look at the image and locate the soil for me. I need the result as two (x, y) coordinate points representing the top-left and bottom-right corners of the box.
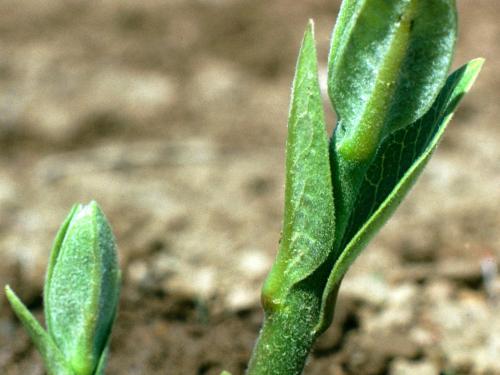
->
(0, 1), (499, 374)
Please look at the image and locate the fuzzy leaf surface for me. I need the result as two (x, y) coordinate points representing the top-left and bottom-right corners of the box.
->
(262, 21), (335, 312)
(45, 202), (120, 375)
(44, 204), (79, 334)
(328, 0), (457, 162)
(316, 58), (483, 334)
(5, 286), (74, 375)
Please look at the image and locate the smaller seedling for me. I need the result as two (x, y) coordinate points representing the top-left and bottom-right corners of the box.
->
(5, 202), (121, 375)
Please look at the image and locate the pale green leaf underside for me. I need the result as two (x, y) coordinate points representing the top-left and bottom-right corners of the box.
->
(46, 202), (120, 375)
(262, 21), (334, 310)
(5, 286), (75, 375)
(315, 58), (483, 334)
(44, 204), (80, 337)
(329, 0), (456, 161)
(46, 204), (102, 373)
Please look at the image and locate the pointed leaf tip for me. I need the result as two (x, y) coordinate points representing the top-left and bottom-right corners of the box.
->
(461, 58), (484, 92)
(307, 18), (315, 32)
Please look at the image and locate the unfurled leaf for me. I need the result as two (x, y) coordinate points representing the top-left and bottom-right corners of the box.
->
(315, 58), (484, 334)
(328, 0), (457, 256)
(261, 21), (335, 312)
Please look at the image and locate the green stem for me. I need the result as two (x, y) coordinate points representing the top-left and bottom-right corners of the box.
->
(246, 288), (321, 375)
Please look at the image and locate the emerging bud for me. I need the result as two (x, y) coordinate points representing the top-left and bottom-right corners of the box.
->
(44, 201), (121, 375)
(328, 0), (457, 162)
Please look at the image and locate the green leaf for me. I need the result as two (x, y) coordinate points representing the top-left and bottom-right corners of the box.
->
(328, 0), (359, 64)
(329, 0), (457, 162)
(44, 204), (80, 335)
(261, 21), (335, 312)
(5, 286), (74, 375)
(45, 202), (121, 375)
(93, 272), (121, 375)
(315, 58), (483, 335)
(327, 0), (457, 258)
(340, 60), (483, 249)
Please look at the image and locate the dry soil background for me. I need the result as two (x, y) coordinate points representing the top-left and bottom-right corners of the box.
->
(0, 1), (499, 374)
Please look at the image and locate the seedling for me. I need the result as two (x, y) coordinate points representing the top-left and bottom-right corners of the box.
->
(5, 202), (120, 375)
(4, 0), (482, 374)
(246, 0), (482, 374)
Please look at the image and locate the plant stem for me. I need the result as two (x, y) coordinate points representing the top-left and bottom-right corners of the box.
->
(246, 288), (322, 375)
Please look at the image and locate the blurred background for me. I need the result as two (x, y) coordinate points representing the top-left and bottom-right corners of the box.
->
(0, 1), (498, 374)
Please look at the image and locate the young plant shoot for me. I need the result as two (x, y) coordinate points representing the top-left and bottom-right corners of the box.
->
(5, 202), (121, 375)
(4, 1), (483, 374)
(247, 0), (483, 374)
